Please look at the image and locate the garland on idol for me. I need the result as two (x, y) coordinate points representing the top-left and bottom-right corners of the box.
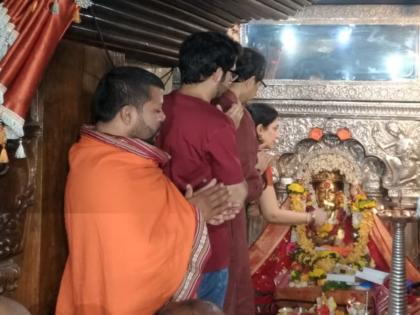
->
(287, 182), (376, 286)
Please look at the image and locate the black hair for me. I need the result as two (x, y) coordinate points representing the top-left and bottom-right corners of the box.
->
(247, 103), (278, 128)
(179, 32), (242, 84)
(234, 47), (267, 83)
(92, 66), (164, 123)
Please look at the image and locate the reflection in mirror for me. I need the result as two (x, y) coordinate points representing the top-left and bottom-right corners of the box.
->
(242, 24), (419, 81)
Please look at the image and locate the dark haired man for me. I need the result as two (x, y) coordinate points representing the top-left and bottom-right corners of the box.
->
(213, 47), (267, 315)
(56, 66), (232, 315)
(157, 32), (247, 309)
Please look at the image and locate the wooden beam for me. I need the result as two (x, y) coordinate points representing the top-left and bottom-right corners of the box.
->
(179, 0), (240, 24)
(68, 25), (179, 58)
(256, 0), (298, 15)
(144, 0), (230, 31)
(66, 36), (178, 67)
(272, 0), (304, 10)
(209, 0), (256, 20)
(85, 3), (190, 39)
(248, 0), (289, 19)
(78, 12), (183, 47)
(94, 0), (209, 33)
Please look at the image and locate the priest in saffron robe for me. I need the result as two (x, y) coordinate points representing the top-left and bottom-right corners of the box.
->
(56, 67), (232, 315)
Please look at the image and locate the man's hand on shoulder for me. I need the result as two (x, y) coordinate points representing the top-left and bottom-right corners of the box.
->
(215, 102), (244, 129)
(185, 179), (240, 223)
(256, 150), (273, 175)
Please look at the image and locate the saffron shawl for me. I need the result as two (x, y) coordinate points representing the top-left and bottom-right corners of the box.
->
(56, 126), (209, 315)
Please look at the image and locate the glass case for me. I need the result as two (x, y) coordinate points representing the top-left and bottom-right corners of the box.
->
(242, 24), (419, 81)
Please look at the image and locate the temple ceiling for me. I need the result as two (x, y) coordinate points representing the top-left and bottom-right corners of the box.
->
(64, 0), (420, 66)
(64, 0), (315, 66)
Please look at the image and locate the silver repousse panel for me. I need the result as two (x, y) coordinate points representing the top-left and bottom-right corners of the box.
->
(249, 5), (420, 204)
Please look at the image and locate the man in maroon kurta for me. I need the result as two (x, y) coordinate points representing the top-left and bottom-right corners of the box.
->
(214, 47), (267, 315)
(157, 32), (248, 309)
(159, 91), (244, 273)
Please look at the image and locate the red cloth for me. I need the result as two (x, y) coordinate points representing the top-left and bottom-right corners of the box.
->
(214, 90), (263, 203)
(1, 0), (77, 137)
(265, 167), (273, 187)
(368, 237), (390, 273)
(224, 209), (255, 315)
(214, 90), (263, 315)
(251, 229), (391, 313)
(252, 231), (292, 294)
(157, 90), (244, 272)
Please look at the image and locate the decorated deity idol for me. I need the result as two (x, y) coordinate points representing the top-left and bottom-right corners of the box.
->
(287, 170), (377, 283)
(250, 161), (420, 314)
(309, 171), (350, 247)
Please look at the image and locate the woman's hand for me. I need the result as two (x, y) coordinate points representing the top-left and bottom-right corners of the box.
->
(310, 208), (328, 226)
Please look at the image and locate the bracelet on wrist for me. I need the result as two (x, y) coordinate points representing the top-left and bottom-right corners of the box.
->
(306, 212), (315, 224)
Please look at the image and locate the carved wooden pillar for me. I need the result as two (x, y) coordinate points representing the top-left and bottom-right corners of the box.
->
(0, 119), (39, 313)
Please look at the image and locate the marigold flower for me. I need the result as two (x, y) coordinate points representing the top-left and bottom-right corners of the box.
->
(288, 182), (305, 194)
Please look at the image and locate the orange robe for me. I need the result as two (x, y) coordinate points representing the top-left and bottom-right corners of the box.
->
(56, 135), (197, 315)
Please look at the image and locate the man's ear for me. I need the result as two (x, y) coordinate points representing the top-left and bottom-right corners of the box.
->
(212, 67), (224, 83)
(119, 105), (132, 125)
(244, 75), (256, 88)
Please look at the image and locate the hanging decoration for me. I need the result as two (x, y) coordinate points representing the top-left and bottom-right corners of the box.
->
(0, 122), (9, 163)
(0, 0), (92, 141)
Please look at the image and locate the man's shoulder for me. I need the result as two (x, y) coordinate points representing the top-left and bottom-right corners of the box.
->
(70, 139), (156, 172)
(164, 91), (233, 128)
(194, 106), (235, 136)
(163, 90), (176, 103)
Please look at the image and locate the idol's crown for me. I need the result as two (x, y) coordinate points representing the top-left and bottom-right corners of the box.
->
(312, 170), (343, 183)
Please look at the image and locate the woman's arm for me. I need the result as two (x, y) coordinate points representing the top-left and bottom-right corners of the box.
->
(259, 185), (326, 226)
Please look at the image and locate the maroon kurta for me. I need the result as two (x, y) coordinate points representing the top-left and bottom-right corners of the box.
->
(214, 90), (264, 315)
(157, 90), (244, 273)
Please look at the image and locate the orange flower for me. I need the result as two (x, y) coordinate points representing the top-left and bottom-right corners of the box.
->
(337, 128), (352, 141)
(309, 127), (323, 141)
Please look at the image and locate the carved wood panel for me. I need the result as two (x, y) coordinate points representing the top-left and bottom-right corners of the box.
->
(0, 122), (39, 294)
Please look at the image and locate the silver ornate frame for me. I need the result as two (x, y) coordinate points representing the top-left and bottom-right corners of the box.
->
(243, 5), (420, 205)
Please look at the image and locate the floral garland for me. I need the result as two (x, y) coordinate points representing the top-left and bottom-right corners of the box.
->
(343, 193), (375, 266)
(288, 182), (375, 278)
